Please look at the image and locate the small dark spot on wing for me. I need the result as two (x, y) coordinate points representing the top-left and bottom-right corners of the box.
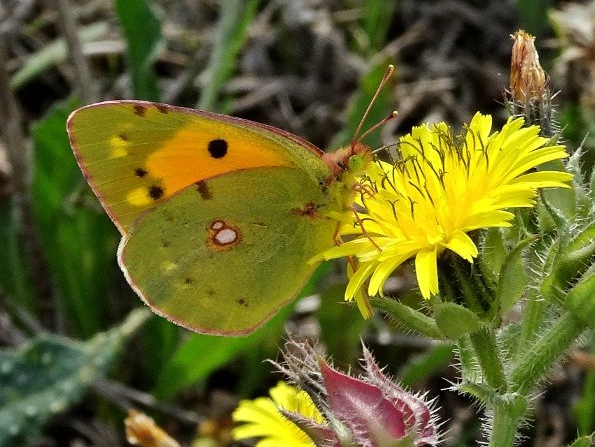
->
(135, 168), (148, 178)
(291, 201), (319, 217)
(208, 139), (228, 159)
(148, 185), (164, 200)
(195, 180), (212, 200)
(133, 104), (147, 117)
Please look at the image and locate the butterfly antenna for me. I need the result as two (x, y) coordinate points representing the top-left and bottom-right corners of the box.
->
(353, 64), (396, 143)
(357, 110), (398, 144)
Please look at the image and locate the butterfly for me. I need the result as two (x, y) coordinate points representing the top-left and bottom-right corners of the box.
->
(66, 99), (378, 335)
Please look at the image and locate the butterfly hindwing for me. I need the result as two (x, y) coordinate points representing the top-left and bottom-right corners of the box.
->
(118, 166), (336, 335)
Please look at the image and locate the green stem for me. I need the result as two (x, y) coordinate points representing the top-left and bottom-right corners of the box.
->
(457, 335), (478, 383)
(489, 394), (526, 447)
(469, 327), (507, 391)
(510, 312), (586, 395)
(515, 288), (545, 355)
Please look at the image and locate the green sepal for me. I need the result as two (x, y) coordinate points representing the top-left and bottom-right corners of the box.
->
(371, 297), (444, 340)
(479, 228), (507, 286)
(564, 274), (595, 330)
(432, 302), (482, 340)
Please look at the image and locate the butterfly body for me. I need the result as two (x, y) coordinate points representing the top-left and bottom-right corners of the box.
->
(67, 101), (369, 335)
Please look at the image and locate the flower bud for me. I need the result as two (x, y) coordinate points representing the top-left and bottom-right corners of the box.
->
(124, 409), (180, 447)
(233, 340), (441, 447)
(510, 30), (547, 103)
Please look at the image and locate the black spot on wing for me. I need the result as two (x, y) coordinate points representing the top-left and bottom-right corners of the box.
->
(208, 139), (228, 159)
(195, 180), (212, 199)
(148, 185), (164, 200)
(135, 168), (148, 178)
(118, 132), (129, 141)
(133, 104), (147, 116)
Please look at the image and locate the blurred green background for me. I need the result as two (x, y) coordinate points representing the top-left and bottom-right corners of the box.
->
(1, 0), (594, 446)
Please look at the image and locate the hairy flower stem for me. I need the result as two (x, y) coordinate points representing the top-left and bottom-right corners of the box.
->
(489, 394), (526, 447)
(457, 335), (478, 383)
(510, 312), (586, 395)
(515, 288), (546, 355)
(469, 327), (507, 391)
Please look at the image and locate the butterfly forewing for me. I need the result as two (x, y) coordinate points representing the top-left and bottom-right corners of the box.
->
(67, 101), (330, 234)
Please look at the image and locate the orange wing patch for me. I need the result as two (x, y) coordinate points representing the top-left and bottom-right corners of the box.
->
(144, 126), (295, 200)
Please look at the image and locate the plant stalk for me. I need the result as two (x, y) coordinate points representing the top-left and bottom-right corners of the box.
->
(470, 326), (507, 391)
(510, 312), (585, 395)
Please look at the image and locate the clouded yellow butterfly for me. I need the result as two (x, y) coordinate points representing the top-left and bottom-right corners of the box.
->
(67, 100), (373, 335)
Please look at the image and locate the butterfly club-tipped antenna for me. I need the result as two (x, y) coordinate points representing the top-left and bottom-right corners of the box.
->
(323, 65), (397, 176)
(351, 64), (398, 150)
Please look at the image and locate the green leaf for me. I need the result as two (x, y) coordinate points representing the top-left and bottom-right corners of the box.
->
(399, 343), (454, 389)
(198, 0), (261, 111)
(565, 435), (594, 447)
(115, 0), (162, 100)
(494, 237), (532, 317)
(0, 309), (148, 447)
(539, 186), (575, 232)
(360, 0), (398, 53)
(541, 222), (595, 303)
(574, 369), (595, 436)
(9, 23), (108, 90)
(330, 61), (395, 150)
(153, 305), (289, 399)
(139, 316), (181, 386)
(0, 202), (38, 315)
(154, 334), (255, 399)
(516, 0), (554, 36)
(479, 228), (507, 286)
(31, 99), (118, 336)
(318, 283), (368, 367)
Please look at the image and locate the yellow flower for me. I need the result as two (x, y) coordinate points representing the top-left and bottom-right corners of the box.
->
(319, 112), (572, 301)
(232, 381), (325, 447)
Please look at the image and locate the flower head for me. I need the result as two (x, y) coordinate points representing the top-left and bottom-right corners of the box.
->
(233, 340), (440, 447)
(318, 113), (572, 301)
(232, 381), (325, 447)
